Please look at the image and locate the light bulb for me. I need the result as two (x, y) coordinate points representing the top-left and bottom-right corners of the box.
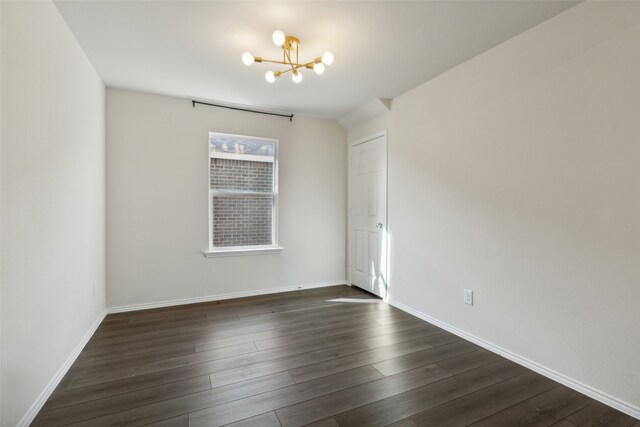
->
(314, 63), (325, 75)
(292, 71), (302, 83)
(272, 30), (285, 47)
(321, 51), (334, 65)
(242, 52), (254, 66)
(265, 71), (276, 83)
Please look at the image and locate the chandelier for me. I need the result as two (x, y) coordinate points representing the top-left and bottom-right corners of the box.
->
(242, 30), (334, 84)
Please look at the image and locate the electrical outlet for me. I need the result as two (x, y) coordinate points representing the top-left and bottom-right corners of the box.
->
(464, 289), (473, 305)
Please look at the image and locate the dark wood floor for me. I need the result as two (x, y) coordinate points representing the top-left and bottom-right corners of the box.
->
(34, 285), (637, 427)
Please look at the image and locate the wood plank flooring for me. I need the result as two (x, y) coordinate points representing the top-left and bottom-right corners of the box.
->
(33, 285), (637, 426)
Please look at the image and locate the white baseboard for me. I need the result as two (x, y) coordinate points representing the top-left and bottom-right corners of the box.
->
(388, 298), (640, 421)
(106, 280), (348, 314)
(17, 310), (107, 427)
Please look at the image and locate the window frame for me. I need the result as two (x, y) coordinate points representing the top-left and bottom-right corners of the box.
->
(205, 132), (282, 257)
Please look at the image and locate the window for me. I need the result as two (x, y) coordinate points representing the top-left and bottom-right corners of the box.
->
(206, 132), (281, 256)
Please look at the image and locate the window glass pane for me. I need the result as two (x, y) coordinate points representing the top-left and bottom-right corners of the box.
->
(209, 135), (275, 193)
(209, 133), (277, 249)
(209, 137), (275, 157)
(210, 158), (274, 193)
(212, 195), (273, 247)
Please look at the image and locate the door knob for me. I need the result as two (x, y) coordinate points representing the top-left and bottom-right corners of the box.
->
(376, 223), (383, 229)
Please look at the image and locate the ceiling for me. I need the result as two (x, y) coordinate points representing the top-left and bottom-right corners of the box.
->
(54, 1), (578, 119)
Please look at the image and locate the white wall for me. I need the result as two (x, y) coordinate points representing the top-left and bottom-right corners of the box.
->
(349, 1), (640, 415)
(106, 89), (346, 308)
(0, 1), (3, 423)
(0, 1), (106, 426)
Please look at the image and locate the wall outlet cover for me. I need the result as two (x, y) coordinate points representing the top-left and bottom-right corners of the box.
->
(464, 289), (473, 305)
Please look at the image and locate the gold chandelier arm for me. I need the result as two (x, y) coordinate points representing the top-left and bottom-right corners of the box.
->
(302, 60), (317, 69)
(257, 58), (317, 80)
(274, 60), (317, 76)
(284, 48), (296, 71)
(258, 58), (292, 65)
(256, 58), (316, 67)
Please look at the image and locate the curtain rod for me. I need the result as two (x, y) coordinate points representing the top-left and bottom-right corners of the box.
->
(192, 100), (294, 122)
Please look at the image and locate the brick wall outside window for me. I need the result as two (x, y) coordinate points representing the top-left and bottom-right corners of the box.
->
(212, 195), (272, 247)
(210, 158), (274, 247)
(210, 158), (273, 192)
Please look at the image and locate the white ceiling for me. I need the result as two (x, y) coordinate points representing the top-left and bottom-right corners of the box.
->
(54, 1), (577, 119)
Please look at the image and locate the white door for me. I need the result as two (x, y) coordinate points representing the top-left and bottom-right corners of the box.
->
(349, 133), (387, 298)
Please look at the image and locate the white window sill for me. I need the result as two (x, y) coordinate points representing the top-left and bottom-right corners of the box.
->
(204, 246), (283, 258)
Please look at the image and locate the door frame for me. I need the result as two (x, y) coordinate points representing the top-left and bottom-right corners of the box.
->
(347, 130), (389, 299)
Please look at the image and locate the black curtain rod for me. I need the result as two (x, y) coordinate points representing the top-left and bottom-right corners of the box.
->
(192, 100), (294, 122)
